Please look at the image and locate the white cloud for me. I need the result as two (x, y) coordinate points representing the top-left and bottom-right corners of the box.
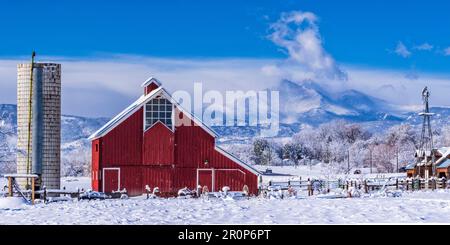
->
(414, 43), (433, 51)
(0, 56), (449, 118)
(0, 56), (281, 117)
(444, 47), (450, 56)
(268, 11), (347, 81)
(395, 42), (412, 58)
(344, 65), (450, 108)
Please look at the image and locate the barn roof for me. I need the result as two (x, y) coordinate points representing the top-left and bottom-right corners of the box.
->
(141, 77), (161, 88)
(215, 146), (261, 175)
(88, 83), (218, 140)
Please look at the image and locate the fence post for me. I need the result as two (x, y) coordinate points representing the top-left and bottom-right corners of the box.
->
(396, 178), (399, 190)
(8, 177), (12, 197)
(31, 177), (35, 205)
(364, 180), (368, 193)
(307, 182), (312, 196)
(43, 186), (47, 204)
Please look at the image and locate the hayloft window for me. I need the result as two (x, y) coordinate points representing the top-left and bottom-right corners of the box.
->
(145, 97), (173, 130)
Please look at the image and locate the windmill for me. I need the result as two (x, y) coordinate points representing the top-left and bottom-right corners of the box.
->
(415, 86), (435, 177)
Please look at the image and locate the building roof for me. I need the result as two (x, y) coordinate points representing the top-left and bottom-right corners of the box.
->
(438, 147), (450, 155)
(405, 162), (416, 170)
(141, 77), (161, 88)
(215, 145), (261, 176)
(438, 159), (450, 169)
(2, 174), (39, 178)
(88, 82), (218, 140)
(436, 148), (450, 169)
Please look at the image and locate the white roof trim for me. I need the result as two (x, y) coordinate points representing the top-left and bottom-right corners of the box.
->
(141, 77), (161, 88)
(88, 86), (218, 140)
(436, 149), (450, 167)
(88, 87), (163, 140)
(215, 145), (261, 176)
(155, 89), (218, 137)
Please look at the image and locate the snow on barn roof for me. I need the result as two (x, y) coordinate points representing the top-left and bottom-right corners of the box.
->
(141, 77), (161, 87)
(88, 83), (218, 140)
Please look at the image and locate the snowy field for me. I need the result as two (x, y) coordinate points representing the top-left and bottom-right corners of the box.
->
(2, 182), (450, 224)
(2, 175), (450, 224)
(1, 190), (450, 224)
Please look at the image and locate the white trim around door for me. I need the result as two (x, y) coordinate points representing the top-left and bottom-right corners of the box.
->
(196, 168), (215, 192)
(102, 167), (121, 193)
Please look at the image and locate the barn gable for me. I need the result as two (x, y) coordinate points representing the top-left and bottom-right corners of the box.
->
(142, 77), (161, 95)
(89, 82), (218, 140)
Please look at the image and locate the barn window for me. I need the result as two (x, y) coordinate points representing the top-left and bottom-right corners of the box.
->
(145, 96), (173, 130)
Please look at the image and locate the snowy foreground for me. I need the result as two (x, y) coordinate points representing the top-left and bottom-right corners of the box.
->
(2, 175), (450, 224)
(2, 189), (450, 224)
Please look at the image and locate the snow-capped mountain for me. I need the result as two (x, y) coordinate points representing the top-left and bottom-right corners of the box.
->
(211, 80), (407, 141)
(0, 104), (109, 174)
(0, 80), (449, 173)
(276, 80), (403, 125)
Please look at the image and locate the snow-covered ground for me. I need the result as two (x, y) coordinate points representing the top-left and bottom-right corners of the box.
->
(59, 177), (91, 191)
(2, 175), (450, 224)
(1, 190), (450, 224)
(2, 175), (449, 224)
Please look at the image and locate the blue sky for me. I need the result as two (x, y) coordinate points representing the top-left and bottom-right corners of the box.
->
(2, 0), (450, 72)
(1, 0), (449, 116)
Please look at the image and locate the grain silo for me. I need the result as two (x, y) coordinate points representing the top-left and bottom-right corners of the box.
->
(17, 55), (61, 190)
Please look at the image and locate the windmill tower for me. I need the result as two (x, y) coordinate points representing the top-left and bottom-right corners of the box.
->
(415, 86), (435, 177)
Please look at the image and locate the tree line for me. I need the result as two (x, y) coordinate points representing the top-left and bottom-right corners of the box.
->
(226, 120), (450, 174)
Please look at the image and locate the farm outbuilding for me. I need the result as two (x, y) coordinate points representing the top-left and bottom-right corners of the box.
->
(406, 147), (450, 178)
(88, 77), (261, 196)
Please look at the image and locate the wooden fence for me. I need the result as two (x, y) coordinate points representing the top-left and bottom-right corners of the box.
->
(263, 177), (449, 196)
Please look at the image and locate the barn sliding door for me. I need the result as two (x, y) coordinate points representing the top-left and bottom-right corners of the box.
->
(103, 168), (120, 193)
(197, 169), (214, 192)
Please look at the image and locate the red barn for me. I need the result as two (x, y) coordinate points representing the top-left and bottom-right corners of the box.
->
(89, 77), (260, 196)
